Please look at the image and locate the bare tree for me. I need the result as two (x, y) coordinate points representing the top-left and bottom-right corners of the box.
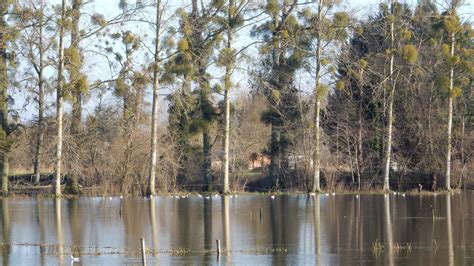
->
(382, 0), (397, 192)
(54, 0), (66, 197)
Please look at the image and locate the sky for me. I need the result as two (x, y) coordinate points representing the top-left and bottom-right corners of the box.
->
(10, 0), (474, 123)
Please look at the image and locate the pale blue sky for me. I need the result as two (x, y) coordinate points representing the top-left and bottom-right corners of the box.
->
(12, 0), (474, 122)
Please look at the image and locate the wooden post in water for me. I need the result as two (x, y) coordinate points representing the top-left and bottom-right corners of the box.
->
(216, 239), (221, 255)
(140, 237), (147, 266)
(259, 208), (263, 223)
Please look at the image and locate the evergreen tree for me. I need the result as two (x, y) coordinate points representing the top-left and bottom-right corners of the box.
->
(252, 0), (306, 188)
(166, 0), (224, 191)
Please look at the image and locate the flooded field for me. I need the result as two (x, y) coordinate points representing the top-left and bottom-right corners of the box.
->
(0, 192), (473, 265)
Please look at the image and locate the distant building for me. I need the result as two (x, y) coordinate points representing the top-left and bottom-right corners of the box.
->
(248, 152), (271, 170)
(288, 155), (313, 170)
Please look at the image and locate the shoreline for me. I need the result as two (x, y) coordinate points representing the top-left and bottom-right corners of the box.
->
(2, 186), (468, 198)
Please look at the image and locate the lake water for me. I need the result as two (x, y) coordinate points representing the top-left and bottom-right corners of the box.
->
(0, 192), (473, 265)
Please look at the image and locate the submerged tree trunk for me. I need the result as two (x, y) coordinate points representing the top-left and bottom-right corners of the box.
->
(55, 0), (67, 197)
(1, 199), (10, 264)
(147, 0), (162, 197)
(445, 32), (455, 190)
(384, 195), (394, 266)
(382, 0), (396, 192)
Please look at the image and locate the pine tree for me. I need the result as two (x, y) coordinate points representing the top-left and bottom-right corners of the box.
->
(167, 0), (224, 191)
(252, 0), (306, 188)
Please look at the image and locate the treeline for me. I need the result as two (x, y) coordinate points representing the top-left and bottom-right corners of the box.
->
(1, 0), (473, 196)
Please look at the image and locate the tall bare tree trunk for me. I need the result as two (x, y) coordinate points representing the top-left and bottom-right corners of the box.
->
(445, 32), (455, 190)
(457, 107), (465, 188)
(222, 0), (234, 194)
(55, 0), (66, 197)
(0, 155), (8, 194)
(66, 0), (82, 195)
(70, 0), (82, 136)
(203, 131), (212, 191)
(223, 65), (231, 193)
(312, 0), (323, 193)
(34, 3), (45, 185)
(357, 104), (363, 190)
(0, 3), (10, 195)
(147, 0), (162, 197)
(269, 17), (280, 188)
(382, 0), (396, 192)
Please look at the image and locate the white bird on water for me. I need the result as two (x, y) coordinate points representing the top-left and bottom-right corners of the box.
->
(70, 255), (80, 263)
(270, 195), (275, 200)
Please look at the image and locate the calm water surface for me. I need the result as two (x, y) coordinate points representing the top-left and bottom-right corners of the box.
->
(0, 192), (473, 265)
